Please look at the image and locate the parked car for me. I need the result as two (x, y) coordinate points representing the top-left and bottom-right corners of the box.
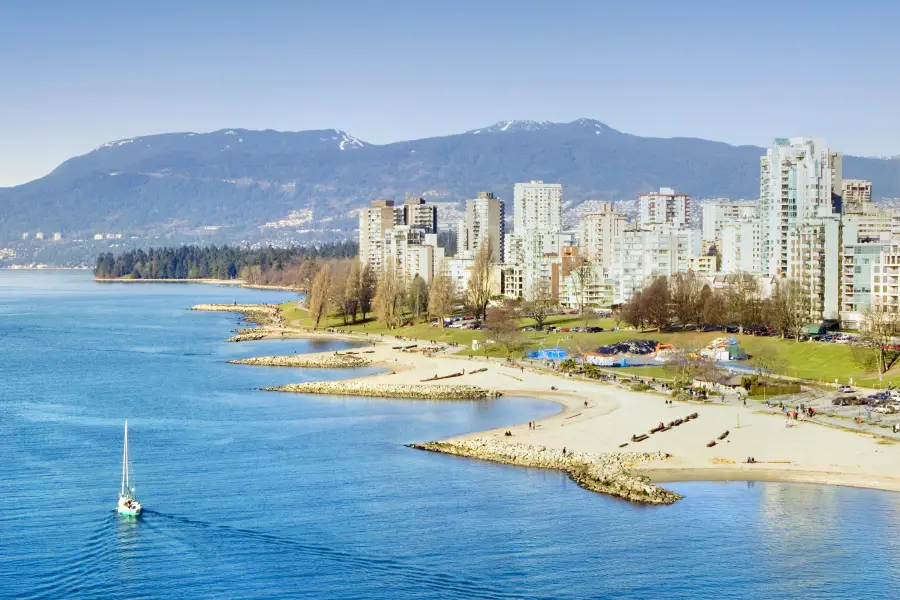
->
(837, 385), (854, 393)
(725, 326), (740, 333)
(588, 327), (604, 333)
(701, 324), (723, 332)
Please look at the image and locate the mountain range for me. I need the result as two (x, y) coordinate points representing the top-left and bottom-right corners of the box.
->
(2, 119), (898, 241)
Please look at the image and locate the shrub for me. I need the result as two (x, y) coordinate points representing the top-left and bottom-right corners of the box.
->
(748, 383), (801, 397)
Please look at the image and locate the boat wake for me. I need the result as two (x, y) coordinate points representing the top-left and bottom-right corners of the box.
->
(142, 510), (533, 600)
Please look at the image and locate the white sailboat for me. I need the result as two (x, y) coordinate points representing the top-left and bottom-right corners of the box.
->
(117, 420), (142, 516)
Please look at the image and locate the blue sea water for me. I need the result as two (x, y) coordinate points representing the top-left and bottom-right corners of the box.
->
(1, 271), (899, 599)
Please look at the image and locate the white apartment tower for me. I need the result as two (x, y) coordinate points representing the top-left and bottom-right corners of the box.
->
(359, 200), (401, 271)
(841, 179), (873, 215)
(513, 181), (562, 233)
(399, 197), (438, 233)
(700, 200), (758, 242)
(464, 192), (505, 262)
(639, 187), (691, 228)
(579, 202), (627, 277)
(760, 137), (842, 277)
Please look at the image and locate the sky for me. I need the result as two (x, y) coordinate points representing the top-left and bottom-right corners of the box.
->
(1, 0), (898, 187)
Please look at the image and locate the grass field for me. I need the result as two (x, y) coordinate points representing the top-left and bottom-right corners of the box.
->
(278, 301), (898, 388)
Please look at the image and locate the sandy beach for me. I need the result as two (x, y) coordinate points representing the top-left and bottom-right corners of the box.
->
(199, 305), (900, 497)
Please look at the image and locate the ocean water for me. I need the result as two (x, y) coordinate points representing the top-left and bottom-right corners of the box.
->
(1, 271), (899, 599)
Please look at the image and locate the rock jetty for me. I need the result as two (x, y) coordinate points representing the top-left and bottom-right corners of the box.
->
(410, 438), (681, 505)
(230, 354), (371, 368)
(227, 332), (268, 342)
(191, 304), (281, 326)
(264, 381), (500, 400)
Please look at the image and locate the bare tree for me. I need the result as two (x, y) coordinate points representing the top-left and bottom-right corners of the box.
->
(611, 306), (623, 330)
(664, 344), (722, 387)
(373, 260), (406, 329)
(407, 274), (429, 322)
(358, 263), (376, 320)
(769, 278), (809, 340)
(750, 347), (787, 382)
(670, 272), (703, 327)
(563, 254), (593, 315)
(702, 290), (727, 327)
(524, 280), (556, 330)
(644, 276), (672, 331)
(855, 301), (900, 377)
(467, 237), (495, 321)
(485, 303), (522, 357)
(621, 290), (648, 331)
(427, 261), (454, 327)
(308, 264), (334, 329)
(726, 272), (760, 333)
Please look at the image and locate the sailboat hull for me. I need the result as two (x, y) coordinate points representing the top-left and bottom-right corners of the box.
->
(117, 497), (142, 517)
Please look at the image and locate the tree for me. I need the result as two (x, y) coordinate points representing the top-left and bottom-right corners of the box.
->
(373, 260), (406, 329)
(702, 290), (727, 326)
(467, 237), (495, 321)
(335, 259), (362, 325)
(725, 272), (760, 332)
(428, 261), (454, 327)
(854, 302), (900, 378)
(485, 303), (522, 357)
(524, 280), (556, 330)
(308, 264), (334, 329)
(643, 276), (672, 331)
(358, 263), (376, 320)
(750, 347), (787, 382)
(611, 306), (623, 330)
(407, 275), (429, 322)
(769, 278), (809, 340)
(670, 272), (703, 326)
(664, 344), (722, 388)
(621, 290), (648, 331)
(563, 254), (593, 315)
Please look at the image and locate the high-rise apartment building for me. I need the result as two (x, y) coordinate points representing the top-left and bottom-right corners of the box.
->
(841, 179), (873, 215)
(399, 197), (438, 233)
(719, 221), (762, 274)
(610, 225), (700, 303)
(700, 200), (758, 242)
(579, 203), (627, 277)
(639, 187), (691, 228)
(464, 192), (505, 262)
(513, 181), (562, 233)
(359, 200), (401, 271)
(760, 137), (842, 276)
(786, 209), (842, 321)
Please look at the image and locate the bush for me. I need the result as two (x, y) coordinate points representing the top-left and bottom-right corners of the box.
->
(631, 382), (653, 392)
(559, 358), (578, 373)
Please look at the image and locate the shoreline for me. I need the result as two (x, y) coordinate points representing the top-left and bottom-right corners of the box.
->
(190, 302), (900, 501)
(95, 277), (302, 292)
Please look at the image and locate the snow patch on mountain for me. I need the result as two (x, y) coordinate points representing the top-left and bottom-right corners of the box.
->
(96, 139), (135, 150)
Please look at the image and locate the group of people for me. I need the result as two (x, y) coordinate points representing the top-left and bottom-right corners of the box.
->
(527, 420), (537, 430)
(664, 399), (675, 407)
(745, 457), (758, 464)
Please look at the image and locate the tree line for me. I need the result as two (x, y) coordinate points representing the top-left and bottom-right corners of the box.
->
(93, 242), (358, 284)
(619, 271), (813, 339)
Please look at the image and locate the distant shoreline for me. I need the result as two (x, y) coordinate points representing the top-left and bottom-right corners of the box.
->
(94, 277), (301, 292)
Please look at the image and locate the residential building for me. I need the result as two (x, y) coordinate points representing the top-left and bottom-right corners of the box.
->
(52, 232), (62, 241)
(513, 181), (562, 233)
(456, 220), (468, 257)
(382, 225), (425, 281)
(639, 187), (691, 228)
(21, 232), (29, 240)
(610, 225), (700, 303)
(700, 200), (758, 242)
(785, 208), (841, 321)
(464, 192), (505, 262)
(359, 200), (401, 271)
(760, 137), (842, 276)
(689, 255), (716, 276)
(842, 179), (873, 215)
(579, 203), (627, 277)
(719, 221), (762, 274)
(871, 240), (900, 314)
(35, 232), (44, 240)
(399, 197), (438, 233)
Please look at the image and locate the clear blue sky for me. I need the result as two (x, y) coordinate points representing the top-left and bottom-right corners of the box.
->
(1, 0), (898, 187)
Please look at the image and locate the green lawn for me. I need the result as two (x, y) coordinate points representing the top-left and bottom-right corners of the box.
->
(278, 301), (897, 387)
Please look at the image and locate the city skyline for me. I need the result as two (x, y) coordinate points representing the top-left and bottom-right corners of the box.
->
(2, 0), (899, 187)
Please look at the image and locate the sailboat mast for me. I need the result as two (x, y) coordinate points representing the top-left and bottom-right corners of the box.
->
(121, 421), (128, 495)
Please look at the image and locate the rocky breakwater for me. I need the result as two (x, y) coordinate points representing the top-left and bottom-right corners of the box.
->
(264, 381), (500, 400)
(410, 438), (681, 505)
(230, 354), (371, 368)
(191, 304), (283, 340)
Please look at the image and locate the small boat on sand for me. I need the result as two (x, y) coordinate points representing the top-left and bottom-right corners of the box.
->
(117, 420), (142, 517)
